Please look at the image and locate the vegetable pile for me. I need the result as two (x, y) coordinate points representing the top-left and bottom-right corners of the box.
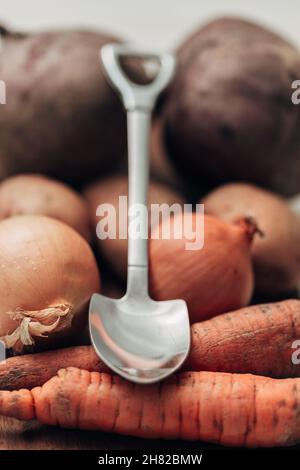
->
(0, 16), (300, 448)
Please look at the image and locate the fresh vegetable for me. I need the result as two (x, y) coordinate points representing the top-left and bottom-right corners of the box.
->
(160, 17), (300, 196)
(149, 213), (256, 322)
(1, 367), (300, 447)
(0, 174), (91, 241)
(151, 115), (208, 199)
(150, 116), (183, 191)
(186, 299), (300, 377)
(84, 175), (185, 278)
(0, 346), (107, 390)
(0, 26), (144, 186)
(202, 183), (300, 295)
(1, 299), (299, 390)
(0, 215), (100, 352)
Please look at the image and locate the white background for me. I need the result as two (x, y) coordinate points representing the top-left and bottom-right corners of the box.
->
(0, 0), (299, 50)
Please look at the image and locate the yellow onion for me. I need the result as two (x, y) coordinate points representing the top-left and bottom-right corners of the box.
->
(0, 174), (91, 241)
(0, 215), (100, 352)
(202, 183), (300, 295)
(84, 175), (185, 278)
(149, 213), (255, 323)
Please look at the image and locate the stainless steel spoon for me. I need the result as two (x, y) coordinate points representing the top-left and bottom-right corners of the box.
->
(89, 43), (190, 384)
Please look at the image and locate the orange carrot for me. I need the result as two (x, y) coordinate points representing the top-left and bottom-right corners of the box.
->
(1, 299), (300, 390)
(0, 367), (300, 447)
(0, 345), (109, 390)
(185, 299), (300, 377)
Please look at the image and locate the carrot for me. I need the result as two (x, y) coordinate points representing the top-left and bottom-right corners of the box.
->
(1, 299), (300, 390)
(0, 367), (300, 447)
(0, 345), (109, 390)
(186, 298), (300, 377)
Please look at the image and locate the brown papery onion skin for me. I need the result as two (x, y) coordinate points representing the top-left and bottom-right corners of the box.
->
(0, 174), (91, 241)
(149, 213), (255, 323)
(0, 215), (100, 352)
(202, 183), (300, 296)
(84, 175), (185, 279)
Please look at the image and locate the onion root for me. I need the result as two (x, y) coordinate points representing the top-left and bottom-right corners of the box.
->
(0, 303), (73, 350)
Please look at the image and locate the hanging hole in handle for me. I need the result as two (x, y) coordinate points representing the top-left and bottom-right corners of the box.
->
(119, 55), (162, 85)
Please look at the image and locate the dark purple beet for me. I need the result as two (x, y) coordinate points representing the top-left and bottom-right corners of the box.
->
(162, 17), (300, 197)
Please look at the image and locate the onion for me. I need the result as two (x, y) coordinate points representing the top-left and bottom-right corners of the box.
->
(149, 213), (255, 323)
(0, 215), (100, 352)
(202, 183), (300, 296)
(84, 175), (185, 278)
(0, 174), (91, 241)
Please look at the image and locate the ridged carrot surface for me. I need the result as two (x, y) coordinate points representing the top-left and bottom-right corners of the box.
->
(186, 299), (300, 377)
(0, 367), (300, 447)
